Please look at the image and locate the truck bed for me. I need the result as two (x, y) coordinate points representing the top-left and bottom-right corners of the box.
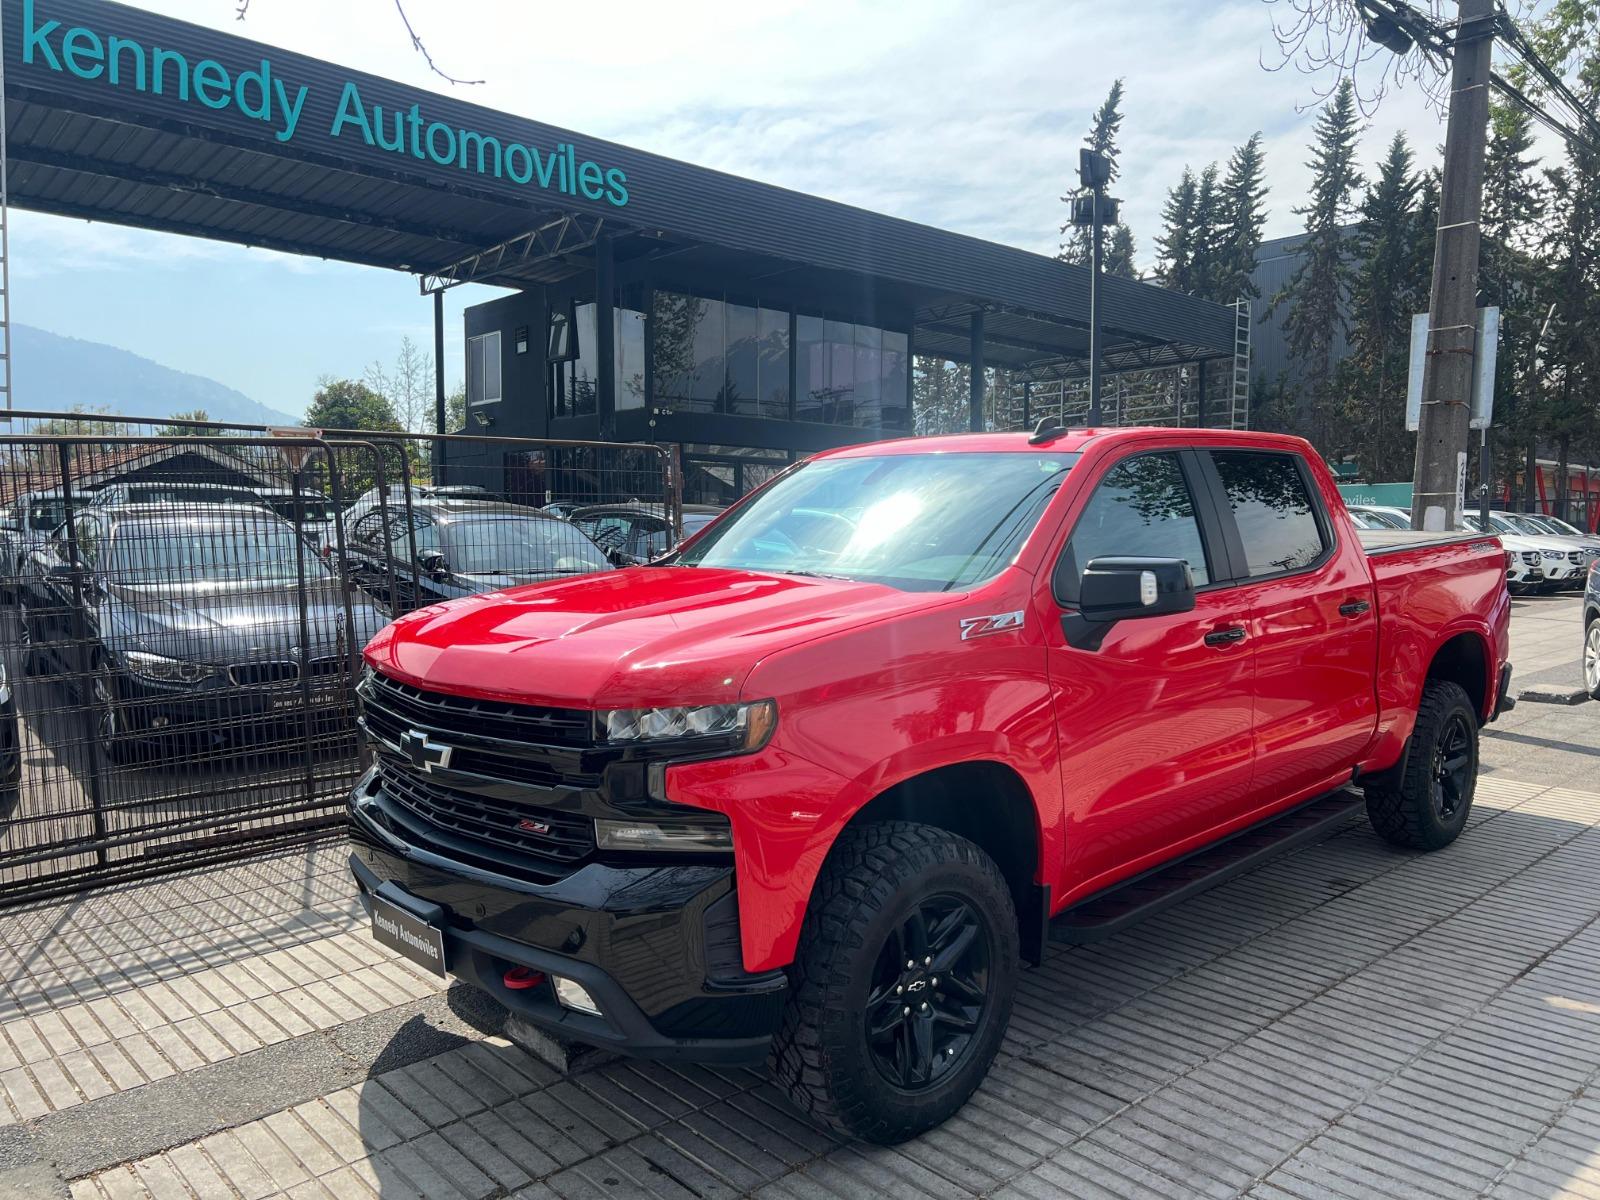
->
(1356, 529), (1490, 556)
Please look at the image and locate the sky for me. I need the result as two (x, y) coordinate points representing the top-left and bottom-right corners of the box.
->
(9, 0), (1508, 423)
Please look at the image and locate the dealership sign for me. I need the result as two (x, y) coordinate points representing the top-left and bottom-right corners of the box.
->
(15, 0), (630, 207)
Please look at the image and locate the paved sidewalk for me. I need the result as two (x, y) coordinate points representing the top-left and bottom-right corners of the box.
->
(0, 762), (1592, 1200)
(1508, 592), (1588, 699)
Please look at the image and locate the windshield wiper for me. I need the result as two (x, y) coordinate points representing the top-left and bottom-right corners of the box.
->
(773, 568), (855, 581)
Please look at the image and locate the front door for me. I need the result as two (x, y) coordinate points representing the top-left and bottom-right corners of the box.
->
(1045, 449), (1257, 897)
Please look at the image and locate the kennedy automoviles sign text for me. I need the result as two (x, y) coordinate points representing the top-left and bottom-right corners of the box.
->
(17, 0), (631, 207)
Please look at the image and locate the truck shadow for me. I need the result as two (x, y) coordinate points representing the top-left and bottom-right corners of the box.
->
(341, 791), (1600, 1198)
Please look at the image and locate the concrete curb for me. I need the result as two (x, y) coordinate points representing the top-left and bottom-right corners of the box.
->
(1516, 685), (1592, 705)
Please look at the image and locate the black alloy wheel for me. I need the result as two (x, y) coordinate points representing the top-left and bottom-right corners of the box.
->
(1431, 710), (1474, 821)
(864, 894), (991, 1091)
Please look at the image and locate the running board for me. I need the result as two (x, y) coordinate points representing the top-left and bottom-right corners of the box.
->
(1050, 789), (1366, 944)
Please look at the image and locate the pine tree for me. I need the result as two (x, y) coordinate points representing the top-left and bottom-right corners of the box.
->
(1104, 224), (1138, 279)
(1215, 132), (1269, 301)
(1188, 163), (1224, 300)
(1154, 168), (1199, 291)
(1344, 133), (1421, 479)
(1273, 78), (1364, 450)
(1060, 79), (1135, 268)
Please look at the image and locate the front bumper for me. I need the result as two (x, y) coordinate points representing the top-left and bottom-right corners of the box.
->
(348, 774), (786, 1064)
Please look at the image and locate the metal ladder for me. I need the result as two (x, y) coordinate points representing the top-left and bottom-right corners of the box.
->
(1229, 297), (1251, 429)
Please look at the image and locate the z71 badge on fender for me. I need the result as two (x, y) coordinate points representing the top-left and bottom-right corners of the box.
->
(959, 610), (1024, 640)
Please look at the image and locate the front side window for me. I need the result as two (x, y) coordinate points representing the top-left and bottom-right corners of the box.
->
(1059, 453), (1210, 604)
(1211, 451), (1326, 576)
(677, 451), (1078, 592)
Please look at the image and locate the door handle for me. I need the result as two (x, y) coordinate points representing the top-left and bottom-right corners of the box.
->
(1338, 599), (1371, 617)
(1204, 626), (1247, 647)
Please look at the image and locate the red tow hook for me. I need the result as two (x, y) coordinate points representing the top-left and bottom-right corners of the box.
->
(502, 966), (545, 990)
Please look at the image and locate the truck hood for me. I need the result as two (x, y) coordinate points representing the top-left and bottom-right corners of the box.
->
(364, 565), (956, 708)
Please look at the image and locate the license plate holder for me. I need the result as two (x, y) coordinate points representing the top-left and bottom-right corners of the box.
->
(369, 893), (447, 977)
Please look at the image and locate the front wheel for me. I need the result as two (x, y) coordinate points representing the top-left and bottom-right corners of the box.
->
(1364, 679), (1479, 851)
(770, 821), (1018, 1144)
(1584, 617), (1600, 700)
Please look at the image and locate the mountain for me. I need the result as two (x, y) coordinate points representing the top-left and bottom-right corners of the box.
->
(8, 324), (300, 428)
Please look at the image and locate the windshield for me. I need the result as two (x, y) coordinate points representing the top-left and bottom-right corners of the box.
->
(1465, 514), (1518, 535)
(1502, 514), (1554, 536)
(441, 517), (611, 576)
(676, 451), (1080, 591)
(262, 497), (338, 524)
(123, 485), (264, 507)
(103, 518), (328, 584)
(1543, 516), (1585, 536)
(1348, 510), (1389, 530)
(27, 500), (64, 531)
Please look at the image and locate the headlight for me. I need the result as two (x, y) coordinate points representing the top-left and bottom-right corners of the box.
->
(598, 699), (776, 750)
(594, 816), (733, 853)
(123, 651), (218, 685)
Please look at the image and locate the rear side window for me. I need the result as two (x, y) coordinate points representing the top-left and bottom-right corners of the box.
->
(1059, 453), (1210, 603)
(1211, 451), (1326, 577)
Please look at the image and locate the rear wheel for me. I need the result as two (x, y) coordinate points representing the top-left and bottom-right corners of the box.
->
(1363, 679), (1478, 851)
(770, 821), (1018, 1144)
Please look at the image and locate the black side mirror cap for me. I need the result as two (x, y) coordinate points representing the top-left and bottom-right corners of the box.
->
(1078, 556), (1196, 622)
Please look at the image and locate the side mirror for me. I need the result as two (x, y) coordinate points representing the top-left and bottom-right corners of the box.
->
(1078, 556), (1196, 622)
(418, 552), (450, 581)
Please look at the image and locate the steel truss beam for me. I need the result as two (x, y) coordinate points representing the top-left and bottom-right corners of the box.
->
(421, 214), (606, 294)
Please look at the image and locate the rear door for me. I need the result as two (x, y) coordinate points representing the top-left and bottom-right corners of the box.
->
(1201, 448), (1379, 803)
(1046, 447), (1257, 892)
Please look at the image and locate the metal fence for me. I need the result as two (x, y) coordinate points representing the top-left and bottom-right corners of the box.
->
(0, 417), (678, 902)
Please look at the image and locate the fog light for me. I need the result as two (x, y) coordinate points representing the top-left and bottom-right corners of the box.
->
(553, 976), (601, 1016)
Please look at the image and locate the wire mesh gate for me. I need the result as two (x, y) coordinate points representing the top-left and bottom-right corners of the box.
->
(0, 420), (678, 902)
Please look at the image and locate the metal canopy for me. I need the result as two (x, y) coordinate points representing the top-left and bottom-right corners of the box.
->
(2, 0), (1237, 374)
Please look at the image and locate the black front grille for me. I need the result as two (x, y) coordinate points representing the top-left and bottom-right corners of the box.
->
(363, 670), (594, 747)
(376, 759), (594, 864)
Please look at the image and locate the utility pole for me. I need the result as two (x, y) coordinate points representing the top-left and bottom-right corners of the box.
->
(1409, 0), (1495, 530)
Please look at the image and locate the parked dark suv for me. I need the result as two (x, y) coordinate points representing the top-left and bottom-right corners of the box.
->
(344, 498), (613, 614)
(18, 505), (387, 761)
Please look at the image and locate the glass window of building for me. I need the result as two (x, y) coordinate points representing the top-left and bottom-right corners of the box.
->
(689, 299), (724, 412)
(882, 331), (910, 429)
(466, 331), (502, 406)
(725, 303), (759, 415)
(616, 309), (647, 412)
(852, 325), (882, 428)
(757, 307), (790, 418)
(795, 315), (828, 422)
(551, 304), (598, 418)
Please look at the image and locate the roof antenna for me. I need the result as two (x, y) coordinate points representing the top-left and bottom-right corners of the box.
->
(1028, 418), (1066, 445)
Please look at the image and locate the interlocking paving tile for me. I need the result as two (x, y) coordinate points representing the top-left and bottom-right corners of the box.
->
(4, 773), (1592, 1198)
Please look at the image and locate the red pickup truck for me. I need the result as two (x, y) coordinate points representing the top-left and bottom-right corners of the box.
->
(349, 427), (1512, 1143)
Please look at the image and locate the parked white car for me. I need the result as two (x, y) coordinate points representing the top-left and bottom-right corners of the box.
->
(1493, 511), (1600, 584)
(1463, 513), (1581, 590)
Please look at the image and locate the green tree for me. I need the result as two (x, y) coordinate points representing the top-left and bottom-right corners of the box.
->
(1154, 167), (1200, 291)
(1342, 133), (1422, 479)
(305, 378), (402, 433)
(1060, 79), (1135, 270)
(1215, 132), (1269, 301)
(1104, 224), (1138, 279)
(1534, 42), (1600, 519)
(155, 409), (212, 436)
(1188, 163), (1225, 300)
(1272, 78), (1363, 451)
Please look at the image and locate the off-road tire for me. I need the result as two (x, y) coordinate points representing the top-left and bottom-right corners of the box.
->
(1364, 679), (1478, 851)
(769, 821), (1018, 1144)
